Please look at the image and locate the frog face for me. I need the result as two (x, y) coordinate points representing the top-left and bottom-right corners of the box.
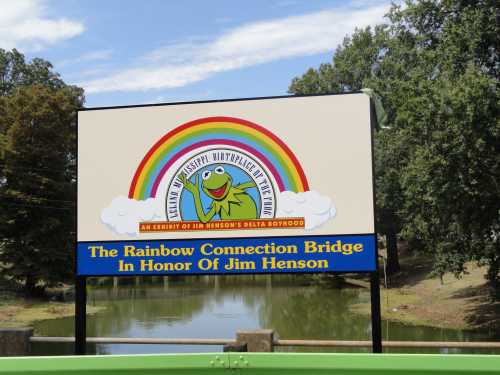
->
(201, 166), (232, 200)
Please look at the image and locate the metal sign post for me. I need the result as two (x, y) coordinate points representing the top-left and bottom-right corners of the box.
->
(74, 276), (87, 355)
(369, 97), (382, 354)
(370, 271), (382, 353)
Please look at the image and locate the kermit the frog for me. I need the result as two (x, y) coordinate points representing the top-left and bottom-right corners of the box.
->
(179, 165), (258, 223)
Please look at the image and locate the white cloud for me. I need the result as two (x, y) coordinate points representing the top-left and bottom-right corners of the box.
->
(57, 49), (113, 67)
(0, 0), (84, 51)
(102, 190), (335, 237)
(142, 37), (208, 64)
(81, 3), (390, 93)
(277, 191), (336, 230)
(101, 196), (164, 236)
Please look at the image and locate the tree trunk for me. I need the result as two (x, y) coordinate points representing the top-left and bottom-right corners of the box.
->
(24, 275), (38, 296)
(486, 254), (500, 300)
(385, 224), (400, 275)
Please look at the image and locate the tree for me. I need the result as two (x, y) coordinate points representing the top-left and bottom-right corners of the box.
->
(289, 26), (403, 274)
(0, 49), (67, 97)
(400, 64), (499, 286)
(383, 0), (499, 291)
(0, 49), (84, 295)
(289, 0), (500, 291)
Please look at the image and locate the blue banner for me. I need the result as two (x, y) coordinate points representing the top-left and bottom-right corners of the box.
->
(77, 234), (376, 276)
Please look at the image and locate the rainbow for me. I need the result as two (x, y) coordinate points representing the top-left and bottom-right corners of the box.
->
(129, 116), (309, 200)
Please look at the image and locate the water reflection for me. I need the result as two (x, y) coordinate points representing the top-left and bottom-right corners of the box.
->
(31, 275), (499, 355)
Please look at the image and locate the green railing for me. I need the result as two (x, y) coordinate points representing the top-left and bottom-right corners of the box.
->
(1, 353), (500, 374)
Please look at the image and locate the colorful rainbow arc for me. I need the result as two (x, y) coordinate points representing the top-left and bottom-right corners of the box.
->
(129, 116), (309, 200)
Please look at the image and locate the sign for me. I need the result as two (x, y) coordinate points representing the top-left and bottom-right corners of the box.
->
(77, 94), (376, 276)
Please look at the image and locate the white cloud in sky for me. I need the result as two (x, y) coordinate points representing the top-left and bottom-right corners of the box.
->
(0, 0), (84, 51)
(57, 49), (113, 68)
(143, 37), (208, 64)
(81, 3), (390, 93)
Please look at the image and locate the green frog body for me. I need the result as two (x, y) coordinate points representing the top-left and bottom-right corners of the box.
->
(180, 166), (258, 223)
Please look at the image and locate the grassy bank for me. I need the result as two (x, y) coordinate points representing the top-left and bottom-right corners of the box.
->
(0, 297), (103, 328)
(349, 252), (499, 331)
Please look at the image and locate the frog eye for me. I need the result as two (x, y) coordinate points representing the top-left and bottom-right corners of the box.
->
(214, 166), (225, 175)
(202, 170), (211, 180)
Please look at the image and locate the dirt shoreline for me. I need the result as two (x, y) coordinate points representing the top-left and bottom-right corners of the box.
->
(349, 254), (499, 331)
(0, 298), (103, 328)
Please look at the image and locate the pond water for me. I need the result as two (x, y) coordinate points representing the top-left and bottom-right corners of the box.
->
(31, 275), (499, 355)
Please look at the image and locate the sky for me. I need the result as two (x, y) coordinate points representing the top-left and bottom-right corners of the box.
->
(0, 0), (393, 108)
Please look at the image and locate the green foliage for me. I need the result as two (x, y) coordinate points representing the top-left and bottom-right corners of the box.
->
(289, 0), (500, 290)
(0, 49), (84, 294)
(400, 65), (499, 278)
(0, 49), (67, 96)
(289, 26), (387, 95)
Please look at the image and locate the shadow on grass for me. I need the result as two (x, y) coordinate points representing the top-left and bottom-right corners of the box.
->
(451, 284), (500, 333)
(343, 247), (437, 290)
(385, 251), (435, 289)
